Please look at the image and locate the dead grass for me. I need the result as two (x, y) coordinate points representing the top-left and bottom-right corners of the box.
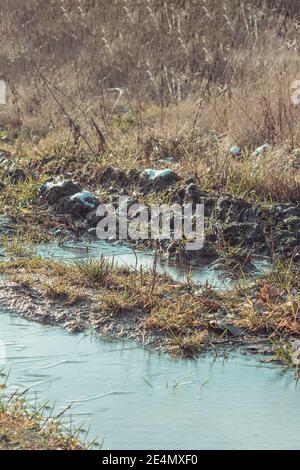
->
(0, 254), (300, 357)
(0, 392), (83, 450)
(1, 2), (300, 204)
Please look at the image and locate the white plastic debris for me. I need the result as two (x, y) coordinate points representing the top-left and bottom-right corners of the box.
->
(230, 146), (241, 157)
(254, 144), (271, 156)
(142, 169), (175, 180)
(70, 191), (97, 208)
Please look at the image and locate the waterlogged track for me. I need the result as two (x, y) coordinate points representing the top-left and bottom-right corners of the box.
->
(34, 240), (269, 288)
(1, 309), (300, 450)
(0, 241), (294, 450)
(36, 240), (230, 286)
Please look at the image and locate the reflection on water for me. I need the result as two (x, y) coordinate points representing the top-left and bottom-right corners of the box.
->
(1, 309), (299, 450)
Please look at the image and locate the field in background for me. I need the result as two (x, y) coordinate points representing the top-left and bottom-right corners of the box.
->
(1, 0), (300, 201)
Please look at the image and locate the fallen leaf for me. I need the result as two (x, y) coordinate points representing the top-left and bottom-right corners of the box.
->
(258, 283), (278, 303)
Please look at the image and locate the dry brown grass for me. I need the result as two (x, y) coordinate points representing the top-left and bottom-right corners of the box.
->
(0, 394), (83, 450)
(1, 255), (300, 357)
(1, 1), (300, 143)
(2, 2), (300, 201)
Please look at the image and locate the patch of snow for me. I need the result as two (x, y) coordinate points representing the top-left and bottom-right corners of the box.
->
(70, 191), (97, 208)
(254, 144), (271, 156)
(230, 146), (241, 157)
(41, 179), (64, 191)
(142, 168), (175, 180)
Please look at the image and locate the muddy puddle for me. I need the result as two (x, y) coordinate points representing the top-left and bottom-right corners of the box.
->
(1, 308), (299, 450)
(33, 240), (269, 288)
(1, 240), (292, 450)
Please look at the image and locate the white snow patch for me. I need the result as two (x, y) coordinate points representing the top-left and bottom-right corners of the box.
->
(42, 179), (64, 190)
(70, 191), (97, 208)
(230, 146), (241, 157)
(254, 144), (270, 156)
(142, 168), (175, 180)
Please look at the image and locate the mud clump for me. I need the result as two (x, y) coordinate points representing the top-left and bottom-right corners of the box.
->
(222, 222), (265, 246)
(54, 191), (99, 218)
(40, 180), (82, 205)
(96, 166), (180, 194)
(215, 195), (261, 223)
(96, 166), (140, 192)
(39, 180), (99, 218)
(139, 168), (180, 193)
(13, 165), (300, 263)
